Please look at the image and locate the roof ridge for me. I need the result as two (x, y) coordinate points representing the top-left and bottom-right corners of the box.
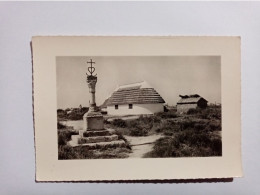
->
(118, 80), (144, 87)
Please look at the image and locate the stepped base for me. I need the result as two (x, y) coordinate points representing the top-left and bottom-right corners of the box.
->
(69, 128), (125, 149)
(78, 134), (118, 144)
(79, 129), (115, 137)
(68, 139), (126, 149)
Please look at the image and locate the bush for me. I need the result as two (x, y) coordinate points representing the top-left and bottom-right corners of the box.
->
(58, 145), (95, 160)
(194, 122), (207, 131)
(130, 127), (149, 136)
(153, 120), (179, 136)
(187, 108), (199, 115)
(57, 122), (66, 129)
(58, 145), (131, 160)
(104, 119), (111, 124)
(180, 120), (195, 130)
(199, 107), (221, 120)
(58, 130), (78, 146)
(208, 120), (221, 131)
(156, 111), (177, 119)
(111, 119), (127, 128)
(127, 116), (155, 136)
(144, 130), (222, 158)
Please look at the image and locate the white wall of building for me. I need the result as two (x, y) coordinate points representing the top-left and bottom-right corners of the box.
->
(107, 103), (164, 115)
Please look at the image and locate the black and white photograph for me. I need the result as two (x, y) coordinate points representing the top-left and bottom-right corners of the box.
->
(56, 56), (222, 159)
(32, 36), (241, 181)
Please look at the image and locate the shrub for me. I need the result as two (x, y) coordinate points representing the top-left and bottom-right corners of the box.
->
(208, 120), (221, 131)
(68, 113), (83, 120)
(187, 108), (199, 115)
(129, 126), (149, 136)
(153, 120), (179, 136)
(58, 145), (95, 160)
(194, 123), (207, 131)
(144, 130), (222, 158)
(57, 122), (66, 129)
(199, 107), (221, 120)
(115, 130), (131, 150)
(58, 145), (131, 160)
(111, 119), (127, 128)
(58, 130), (78, 146)
(156, 111), (177, 119)
(180, 120), (195, 130)
(104, 119), (111, 124)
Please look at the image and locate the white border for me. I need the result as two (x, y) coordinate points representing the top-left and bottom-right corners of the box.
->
(32, 36), (242, 181)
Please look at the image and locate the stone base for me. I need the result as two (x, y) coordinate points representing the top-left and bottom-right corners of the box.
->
(69, 128), (126, 149)
(68, 139), (126, 149)
(78, 134), (118, 144)
(79, 129), (115, 137)
(83, 111), (104, 131)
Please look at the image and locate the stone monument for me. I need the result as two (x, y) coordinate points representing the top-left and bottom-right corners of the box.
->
(69, 59), (125, 149)
(82, 59), (104, 132)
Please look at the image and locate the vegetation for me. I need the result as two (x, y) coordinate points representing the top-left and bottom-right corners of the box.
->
(106, 106), (222, 157)
(57, 122), (131, 159)
(58, 129), (78, 146)
(106, 111), (178, 136)
(58, 145), (131, 160)
(144, 130), (221, 158)
(57, 107), (89, 121)
(187, 106), (221, 120)
(57, 106), (222, 159)
(143, 106), (222, 157)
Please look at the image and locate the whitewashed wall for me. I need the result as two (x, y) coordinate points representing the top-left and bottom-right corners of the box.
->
(107, 103), (164, 115)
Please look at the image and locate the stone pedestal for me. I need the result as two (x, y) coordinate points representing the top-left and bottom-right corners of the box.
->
(83, 112), (104, 131)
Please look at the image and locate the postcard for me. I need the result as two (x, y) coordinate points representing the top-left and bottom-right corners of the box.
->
(32, 36), (242, 181)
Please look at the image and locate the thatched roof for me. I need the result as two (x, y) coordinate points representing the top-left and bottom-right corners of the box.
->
(105, 81), (165, 106)
(177, 94), (207, 104)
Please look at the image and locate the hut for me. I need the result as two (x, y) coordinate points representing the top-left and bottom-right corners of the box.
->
(177, 94), (208, 113)
(103, 81), (165, 115)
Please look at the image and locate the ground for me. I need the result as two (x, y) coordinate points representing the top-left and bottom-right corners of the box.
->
(125, 134), (163, 158)
(58, 106), (222, 159)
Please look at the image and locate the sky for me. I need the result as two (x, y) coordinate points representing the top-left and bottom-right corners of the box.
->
(56, 56), (221, 109)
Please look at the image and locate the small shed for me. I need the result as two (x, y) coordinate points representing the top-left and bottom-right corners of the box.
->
(177, 94), (208, 113)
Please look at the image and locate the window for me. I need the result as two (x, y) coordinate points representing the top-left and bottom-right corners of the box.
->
(129, 104), (133, 109)
(115, 105), (118, 110)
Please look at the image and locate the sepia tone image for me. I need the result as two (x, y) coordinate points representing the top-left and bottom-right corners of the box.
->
(56, 56), (222, 160)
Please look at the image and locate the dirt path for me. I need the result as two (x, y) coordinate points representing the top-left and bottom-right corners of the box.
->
(124, 134), (163, 158)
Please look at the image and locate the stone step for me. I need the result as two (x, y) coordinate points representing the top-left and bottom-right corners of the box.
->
(78, 134), (119, 144)
(69, 140), (126, 149)
(79, 129), (115, 137)
(71, 135), (81, 143)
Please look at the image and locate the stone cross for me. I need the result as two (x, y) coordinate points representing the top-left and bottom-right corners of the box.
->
(86, 59), (97, 112)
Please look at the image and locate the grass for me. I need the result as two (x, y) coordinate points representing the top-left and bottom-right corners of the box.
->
(105, 106), (222, 158)
(143, 107), (222, 157)
(106, 112), (176, 136)
(58, 145), (131, 160)
(144, 130), (222, 158)
(57, 106), (222, 158)
(187, 107), (221, 120)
